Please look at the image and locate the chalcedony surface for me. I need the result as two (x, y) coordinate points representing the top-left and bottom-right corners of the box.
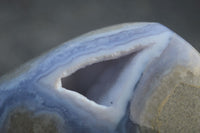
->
(0, 23), (200, 133)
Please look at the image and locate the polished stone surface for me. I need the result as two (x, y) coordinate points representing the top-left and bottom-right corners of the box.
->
(0, 23), (200, 133)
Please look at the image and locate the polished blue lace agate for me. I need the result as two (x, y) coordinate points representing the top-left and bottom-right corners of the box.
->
(0, 23), (200, 133)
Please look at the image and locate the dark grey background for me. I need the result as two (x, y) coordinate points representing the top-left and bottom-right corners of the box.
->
(0, 0), (200, 76)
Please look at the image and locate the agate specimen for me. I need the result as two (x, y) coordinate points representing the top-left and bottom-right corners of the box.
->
(0, 23), (200, 133)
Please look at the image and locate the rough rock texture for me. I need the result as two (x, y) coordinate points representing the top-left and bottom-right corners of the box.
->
(3, 107), (67, 133)
(130, 34), (200, 132)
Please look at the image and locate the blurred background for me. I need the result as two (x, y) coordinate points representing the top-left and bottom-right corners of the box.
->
(0, 0), (200, 76)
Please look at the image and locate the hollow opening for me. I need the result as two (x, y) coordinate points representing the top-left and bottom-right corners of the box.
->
(61, 53), (136, 106)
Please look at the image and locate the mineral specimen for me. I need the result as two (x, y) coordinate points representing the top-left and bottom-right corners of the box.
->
(0, 23), (199, 133)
